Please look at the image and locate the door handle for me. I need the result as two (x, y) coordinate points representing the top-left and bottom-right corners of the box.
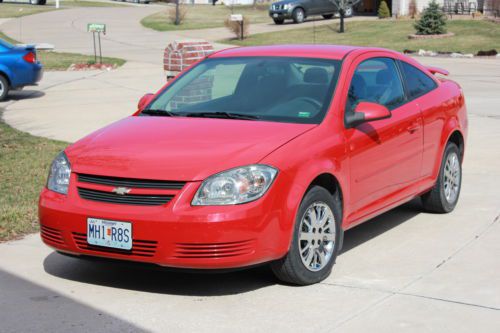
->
(407, 123), (420, 134)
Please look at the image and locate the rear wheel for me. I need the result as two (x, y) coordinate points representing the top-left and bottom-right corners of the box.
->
(421, 142), (462, 213)
(322, 14), (334, 19)
(345, 5), (354, 17)
(273, 18), (285, 25)
(0, 75), (9, 101)
(292, 8), (305, 24)
(271, 186), (342, 285)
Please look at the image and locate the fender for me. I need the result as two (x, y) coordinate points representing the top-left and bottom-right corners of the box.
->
(431, 117), (464, 180)
(0, 64), (13, 85)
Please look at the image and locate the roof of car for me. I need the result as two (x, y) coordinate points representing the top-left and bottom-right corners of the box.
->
(209, 44), (373, 60)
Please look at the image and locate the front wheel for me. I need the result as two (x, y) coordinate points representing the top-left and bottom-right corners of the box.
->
(271, 186), (343, 285)
(344, 5), (354, 17)
(421, 142), (462, 213)
(0, 75), (9, 101)
(292, 8), (305, 24)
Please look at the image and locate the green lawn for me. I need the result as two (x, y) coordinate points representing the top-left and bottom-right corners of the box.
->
(0, 114), (67, 241)
(141, 4), (270, 31)
(0, 31), (125, 70)
(0, 0), (126, 18)
(222, 19), (500, 54)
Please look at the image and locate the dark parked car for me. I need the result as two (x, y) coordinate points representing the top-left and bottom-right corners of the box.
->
(269, 0), (354, 24)
(0, 39), (43, 101)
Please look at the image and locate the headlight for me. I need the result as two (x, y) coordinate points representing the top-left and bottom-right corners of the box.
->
(192, 165), (278, 206)
(47, 152), (71, 195)
(283, 4), (290, 9)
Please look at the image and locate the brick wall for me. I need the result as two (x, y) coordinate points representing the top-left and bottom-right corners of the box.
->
(170, 75), (214, 110)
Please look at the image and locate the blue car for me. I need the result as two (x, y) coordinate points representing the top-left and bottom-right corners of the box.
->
(0, 39), (43, 101)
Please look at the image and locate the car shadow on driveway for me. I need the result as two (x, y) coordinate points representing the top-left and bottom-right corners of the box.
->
(2, 90), (45, 103)
(43, 199), (422, 296)
(0, 268), (145, 332)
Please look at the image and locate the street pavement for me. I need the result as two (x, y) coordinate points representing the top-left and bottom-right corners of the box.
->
(1, 7), (500, 333)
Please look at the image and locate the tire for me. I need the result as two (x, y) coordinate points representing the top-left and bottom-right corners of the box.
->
(39, 0), (46, 5)
(0, 75), (9, 102)
(344, 5), (354, 17)
(271, 186), (343, 285)
(273, 18), (285, 25)
(421, 142), (462, 213)
(322, 14), (334, 19)
(30, 0), (39, 5)
(292, 8), (305, 24)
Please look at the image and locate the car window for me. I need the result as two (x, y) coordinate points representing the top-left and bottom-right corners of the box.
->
(346, 57), (405, 113)
(147, 57), (341, 124)
(400, 61), (437, 99)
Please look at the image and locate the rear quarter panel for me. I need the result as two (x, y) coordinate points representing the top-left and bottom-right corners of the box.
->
(419, 78), (467, 179)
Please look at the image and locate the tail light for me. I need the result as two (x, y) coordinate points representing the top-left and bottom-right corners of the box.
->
(23, 52), (36, 64)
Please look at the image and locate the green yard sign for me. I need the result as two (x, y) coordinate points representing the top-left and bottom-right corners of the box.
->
(87, 23), (106, 34)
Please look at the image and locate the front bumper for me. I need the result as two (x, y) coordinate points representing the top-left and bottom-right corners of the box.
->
(39, 174), (293, 269)
(269, 9), (293, 19)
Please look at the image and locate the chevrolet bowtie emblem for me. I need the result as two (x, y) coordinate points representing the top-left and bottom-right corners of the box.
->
(112, 187), (131, 195)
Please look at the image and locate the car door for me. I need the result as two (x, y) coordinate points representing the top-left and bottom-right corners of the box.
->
(343, 55), (424, 223)
(308, 0), (327, 14)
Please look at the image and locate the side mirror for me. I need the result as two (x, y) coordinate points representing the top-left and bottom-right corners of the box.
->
(138, 93), (154, 110)
(345, 102), (391, 128)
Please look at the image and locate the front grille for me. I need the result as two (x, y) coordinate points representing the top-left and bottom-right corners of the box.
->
(40, 225), (64, 245)
(72, 232), (158, 257)
(78, 187), (173, 206)
(173, 240), (255, 259)
(77, 174), (185, 190)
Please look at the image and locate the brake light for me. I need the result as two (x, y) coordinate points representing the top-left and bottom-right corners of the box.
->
(23, 52), (36, 64)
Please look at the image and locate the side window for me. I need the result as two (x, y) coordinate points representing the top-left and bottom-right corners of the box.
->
(400, 61), (437, 99)
(346, 58), (405, 113)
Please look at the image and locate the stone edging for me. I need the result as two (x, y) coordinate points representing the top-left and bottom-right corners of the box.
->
(408, 32), (455, 40)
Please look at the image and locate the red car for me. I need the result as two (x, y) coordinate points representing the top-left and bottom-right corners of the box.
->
(39, 45), (467, 285)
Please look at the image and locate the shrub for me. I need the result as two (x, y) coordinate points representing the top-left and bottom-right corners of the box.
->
(224, 16), (250, 39)
(409, 0), (418, 19)
(168, 4), (188, 25)
(378, 1), (391, 18)
(414, 0), (447, 35)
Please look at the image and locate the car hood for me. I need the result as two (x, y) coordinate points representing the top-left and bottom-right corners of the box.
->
(66, 116), (315, 181)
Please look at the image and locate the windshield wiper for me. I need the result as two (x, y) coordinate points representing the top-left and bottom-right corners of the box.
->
(183, 112), (260, 120)
(141, 109), (178, 117)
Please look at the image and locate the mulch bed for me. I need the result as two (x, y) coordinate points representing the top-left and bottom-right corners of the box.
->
(408, 32), (455, 39)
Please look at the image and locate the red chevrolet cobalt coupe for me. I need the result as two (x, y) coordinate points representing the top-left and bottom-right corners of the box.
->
(39, 45), (467, 285)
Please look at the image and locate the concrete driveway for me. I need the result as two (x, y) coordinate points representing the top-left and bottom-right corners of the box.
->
(1, 7), (500, 333)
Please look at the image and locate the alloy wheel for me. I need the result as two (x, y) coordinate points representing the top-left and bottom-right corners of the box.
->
(443, 152), (461, 204)
(298, 202), (336, 272)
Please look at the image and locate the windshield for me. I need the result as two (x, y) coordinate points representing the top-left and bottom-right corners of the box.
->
(144, 57), (341, 124)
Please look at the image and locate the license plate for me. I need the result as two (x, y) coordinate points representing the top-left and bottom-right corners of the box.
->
(87, 218), (132, 250)
(273, 13), (279, 18)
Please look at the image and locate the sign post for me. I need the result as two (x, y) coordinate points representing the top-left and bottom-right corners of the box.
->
(230, 14), (244, 41)
(87, 23), (106, 64)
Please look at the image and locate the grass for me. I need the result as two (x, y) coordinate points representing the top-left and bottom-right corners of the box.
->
(222, 19), (500, 54)
(0, 0), (126, 18)
(0, 31), (125, 70)
(0, 113), (68, 241)
(141, 4), (270, 31)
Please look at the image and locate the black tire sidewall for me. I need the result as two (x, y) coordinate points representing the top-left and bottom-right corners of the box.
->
(287, 186), (342, 284)
(438, 143), (462, 212)
(0, 75), (9, 101)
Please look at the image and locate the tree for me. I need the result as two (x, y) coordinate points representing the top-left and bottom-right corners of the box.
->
(378, 0), (391, 18)
(414, 0), (447, 35)
(408, 0), (418, 19)
(328, 0), (362, 33)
